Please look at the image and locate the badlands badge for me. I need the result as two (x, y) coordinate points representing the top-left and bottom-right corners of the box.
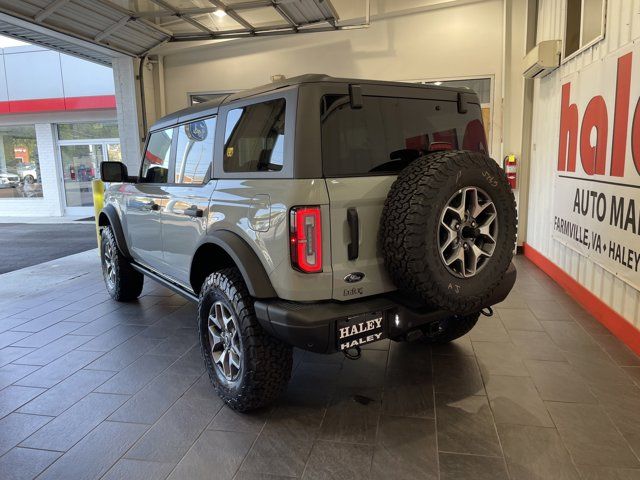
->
(337, 311), (386, 350)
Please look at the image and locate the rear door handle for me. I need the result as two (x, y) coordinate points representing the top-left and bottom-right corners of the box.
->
(183, 206), (204, 218)
(347, 207), (359, 260)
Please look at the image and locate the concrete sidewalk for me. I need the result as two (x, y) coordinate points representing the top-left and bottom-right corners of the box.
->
(0, 216), (94, 224)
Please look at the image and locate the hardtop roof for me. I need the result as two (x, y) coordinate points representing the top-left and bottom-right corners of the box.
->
(149, 74), (477, 132)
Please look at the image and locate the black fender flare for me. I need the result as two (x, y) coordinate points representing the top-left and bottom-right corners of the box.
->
(98, 204), (132, 259)
(194, 230), (277, 299)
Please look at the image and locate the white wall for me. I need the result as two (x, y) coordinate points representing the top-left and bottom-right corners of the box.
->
(161, 0), (505, 154)
(527, 0), (640, 325)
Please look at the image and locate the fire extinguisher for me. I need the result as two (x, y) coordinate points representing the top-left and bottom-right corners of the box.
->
(503, 154), (517, 190)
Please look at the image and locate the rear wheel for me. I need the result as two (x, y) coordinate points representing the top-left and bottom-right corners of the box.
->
(198, 268), (292, 412)
(100, 226), (143, 301)
(23, 175), (35, 184)
(380, 150), (517, 314)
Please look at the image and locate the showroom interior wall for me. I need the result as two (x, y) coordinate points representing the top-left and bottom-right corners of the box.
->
(160, 0), (506, 157)
(526, 0), (640, 332)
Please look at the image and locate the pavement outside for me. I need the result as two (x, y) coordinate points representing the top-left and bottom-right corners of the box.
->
(0, 253), (639, 479)
(0, 223), (97, 274)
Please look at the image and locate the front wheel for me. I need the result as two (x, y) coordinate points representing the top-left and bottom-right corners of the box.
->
(100, 226), (143, 301)
(198, 268), (292, 412)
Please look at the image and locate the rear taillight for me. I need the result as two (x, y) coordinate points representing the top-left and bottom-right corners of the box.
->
(290, 206), (322, 273)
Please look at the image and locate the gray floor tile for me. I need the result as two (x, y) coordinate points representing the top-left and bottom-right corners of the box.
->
(166, 344), (205, 378)
(591, 334), (640, 367)
(371, 415), (438, 480)
(469, 316), (510, 342)
(319, 387), (381, 444)
(542, 321), (598, 351)
(37, 421), (148, 480)
(525, 359), (597, 403)
(485, 375), (554, 427)
(433, 354), (484, 396)
(387, 340), (431, 371)
(102, 459), (175, 480)
(528, 299), (571, 321)
(0, 363), (39, 390)
(473, 341), (529, 377)
(303, 441), (374, 480)
(0, 447), (61, 480)
(439, 452), (509, 480)
(209, 405), (272, 434)
(20, 392), (129, 451)
(85, 334), (166, 372)
(435, 393), (502, 457)
(288, 362), (341, 393)
(0, 316), (31, 335)
(0, 347), (34, 367)
(168, 429), (255, 480)
(0, 331), (30, 349)
(547, 402), (640, 468)
(337, 349), (387, 388)
(0, 385), (46, 419)
(13, 349), (102, 388)
(497, 308), (543, 331)
(563, 349), (634, 387)
(578, 466), (640, 480)
(18, 369), (115, 416)
(11, 334), (93, 366)
(77, 324), (147, 352)
(508, 329), (566, 361)
(430, 334), (474, 356)
(95, 354), (176, 395)
(124, 387), (223, 463)
(498, 423), (580, 480)
(109, 370), (199, 424)
(0, 412), (53, 456)
(10, 322), (84, 348)
(382, 368), (434, 419)
(573, 314), (613, 335)
(10, 308), (79, 333)
(624, 367), (640, 386)
(233, 473), (295, 480)
(146, 332), (198, 359)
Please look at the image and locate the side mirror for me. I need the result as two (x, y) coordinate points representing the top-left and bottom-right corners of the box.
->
(100, 161), (128, 182)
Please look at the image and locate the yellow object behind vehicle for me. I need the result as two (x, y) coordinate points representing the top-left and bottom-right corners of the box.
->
(92, 179), (105, 252)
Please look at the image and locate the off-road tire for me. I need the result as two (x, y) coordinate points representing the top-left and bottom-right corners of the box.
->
(198, 268), (293, 412)
(380, 150), (517, 314)
(23, 175), (35, 184)
(420, 313), (480, 344)
(100, 225), (144, 301)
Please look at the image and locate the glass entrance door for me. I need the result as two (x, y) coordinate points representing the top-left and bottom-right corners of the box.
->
(60, 144), (105, 209)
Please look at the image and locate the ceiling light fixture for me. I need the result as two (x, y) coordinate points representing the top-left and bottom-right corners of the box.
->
(213, 8), (227, 17)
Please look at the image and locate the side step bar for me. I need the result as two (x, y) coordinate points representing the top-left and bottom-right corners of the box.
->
(130, 263), (199, 303)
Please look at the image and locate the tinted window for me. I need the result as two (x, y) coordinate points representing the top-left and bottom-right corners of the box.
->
(321, 95), (487, 176)
(224, 99), (286, 173)
(141, 128), (173, 183)
(174, 118), (216, 184)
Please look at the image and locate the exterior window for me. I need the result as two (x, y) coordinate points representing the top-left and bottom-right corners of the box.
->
(0, 125), (42, 199)
(565, 0), (605, 58)
(321, 95), (487, 177)
(57, 122), (120, 208)
(224, 99), (285, 173)
(141, 128), (173, 183)
(57, 122), (119, 140)
(174, 118), (216, 184)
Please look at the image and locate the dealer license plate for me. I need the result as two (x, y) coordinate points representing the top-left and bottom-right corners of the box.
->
(337, 311), (386, 350)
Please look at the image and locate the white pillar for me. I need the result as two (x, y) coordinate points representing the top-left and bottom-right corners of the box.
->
(35, 123), (64, 216)
(112, 56), (142, 173)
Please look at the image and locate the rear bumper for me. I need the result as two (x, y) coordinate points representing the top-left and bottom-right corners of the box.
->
(255, 262), (516, 353)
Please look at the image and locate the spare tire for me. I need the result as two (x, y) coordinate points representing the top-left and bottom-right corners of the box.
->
(379, 150), (517, 314)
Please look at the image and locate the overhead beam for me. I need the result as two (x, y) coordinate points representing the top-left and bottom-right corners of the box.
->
(271, 1), (298, 29)
(148, 0), (217, 35)
(208, 0), (255, 32)
(34, 0), (72, 23)
(97, 0), (173, 37)
(94, 15), (131, 42)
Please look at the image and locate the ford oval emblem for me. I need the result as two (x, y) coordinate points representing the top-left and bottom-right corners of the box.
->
(344, 272), (365, 283)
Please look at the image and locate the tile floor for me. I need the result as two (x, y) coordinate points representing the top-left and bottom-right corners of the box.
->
(0, 255), (639, 479)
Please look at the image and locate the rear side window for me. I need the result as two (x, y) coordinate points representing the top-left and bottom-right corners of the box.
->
(321, 95), (487, 176)
(224, 99), (286, 173)
(141, 128), (173, 183)
(174, 117), (216, 184)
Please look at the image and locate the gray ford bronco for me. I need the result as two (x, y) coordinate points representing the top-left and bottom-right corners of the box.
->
(98, 74), (517, 411)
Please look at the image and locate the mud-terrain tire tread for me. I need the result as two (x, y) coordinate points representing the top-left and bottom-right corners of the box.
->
(379, 150), (517, 314)
(198, 267), (292, 412)
(101, 225), (144, 302)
